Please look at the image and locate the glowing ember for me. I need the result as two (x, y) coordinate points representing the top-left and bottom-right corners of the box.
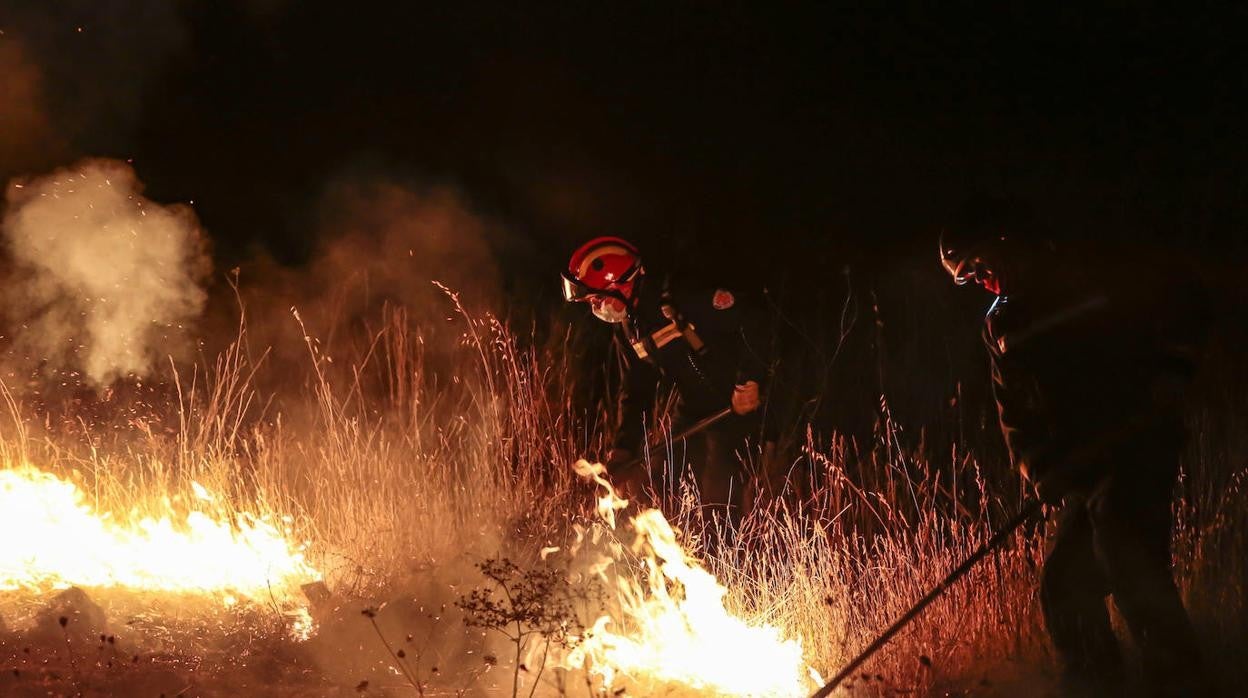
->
(0, 465), (320, 613)
(565, 460), (819, 697)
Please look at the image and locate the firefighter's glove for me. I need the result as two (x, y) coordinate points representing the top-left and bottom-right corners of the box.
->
(732, 380), (761, 415)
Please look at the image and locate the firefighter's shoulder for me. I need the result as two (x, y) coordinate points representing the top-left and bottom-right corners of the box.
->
(664, 285), (742, 313)
(666, 287), (751, 333)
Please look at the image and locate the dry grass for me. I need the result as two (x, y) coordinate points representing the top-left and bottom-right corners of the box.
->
(0, 290), (1242, 697)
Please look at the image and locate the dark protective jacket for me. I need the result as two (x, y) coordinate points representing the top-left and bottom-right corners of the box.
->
(983, 259), (1207, 491)
(612, 276), (771, 452)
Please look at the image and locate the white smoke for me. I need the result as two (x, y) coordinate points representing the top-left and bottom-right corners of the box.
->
(1, 159), (211, 387)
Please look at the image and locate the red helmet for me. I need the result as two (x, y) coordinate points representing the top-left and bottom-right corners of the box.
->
(561, 236), (643, 302)
(562, 237), (643, 323)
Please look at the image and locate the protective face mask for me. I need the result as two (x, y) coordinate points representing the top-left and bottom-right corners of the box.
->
(591, 297), (629, 324)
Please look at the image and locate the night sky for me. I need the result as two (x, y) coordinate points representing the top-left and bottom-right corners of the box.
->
(7, 3), (1248, 277)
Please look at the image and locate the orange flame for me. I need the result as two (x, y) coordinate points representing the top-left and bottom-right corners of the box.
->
(566, 459), (818, 697)
(0, 465), (320, 634)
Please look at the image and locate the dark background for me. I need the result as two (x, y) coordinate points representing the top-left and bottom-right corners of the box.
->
(8, 3), (1248, 263)
(3, 1), (1248, 449)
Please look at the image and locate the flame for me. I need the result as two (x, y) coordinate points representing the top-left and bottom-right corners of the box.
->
(566, 459), (818, 697)
(0, 464), (320, 627)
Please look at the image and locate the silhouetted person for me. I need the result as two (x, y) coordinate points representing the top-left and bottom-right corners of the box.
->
(940, 199), (1210, 697)
(561, 236), (776, 523)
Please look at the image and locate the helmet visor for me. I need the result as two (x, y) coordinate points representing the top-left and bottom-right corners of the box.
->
(561, 271), (594, 302)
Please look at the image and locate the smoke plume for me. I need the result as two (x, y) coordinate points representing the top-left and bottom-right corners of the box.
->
(1, 159), (211, 387)
(310, 174), (501, 313)
(231, 171), (505, 375)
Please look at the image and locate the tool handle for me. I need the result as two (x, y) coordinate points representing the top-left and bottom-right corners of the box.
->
(614, 406), (735, 473)
(811, 499), (1043, 697)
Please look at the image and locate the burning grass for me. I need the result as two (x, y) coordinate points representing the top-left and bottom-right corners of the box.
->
(0, 466), (316, 613)
(0, 292), (1240, 696)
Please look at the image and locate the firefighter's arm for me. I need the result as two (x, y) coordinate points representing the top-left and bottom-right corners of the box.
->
(611, 347), (658, 459)
(1021, 432), (1128, 505)
(728, 290), (773, 415)
(604, 348), (658, 504)
(989, 353), (1066, 501)
(994, 368), (1082, 504)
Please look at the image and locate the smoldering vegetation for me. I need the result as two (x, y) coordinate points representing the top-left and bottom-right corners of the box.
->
(0, 163), (571, 696)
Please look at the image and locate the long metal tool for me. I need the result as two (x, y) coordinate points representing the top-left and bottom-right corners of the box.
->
(809, 404), (1168, 695)
(810, 498), (1043, 697)
(614, 406), (735, 473)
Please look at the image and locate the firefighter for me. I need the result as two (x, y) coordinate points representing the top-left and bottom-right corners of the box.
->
(940, 200), (1209, 697)
(562, 236), (776, 519)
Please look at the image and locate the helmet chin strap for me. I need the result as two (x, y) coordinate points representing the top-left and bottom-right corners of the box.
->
(592, 297), (629, 323)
